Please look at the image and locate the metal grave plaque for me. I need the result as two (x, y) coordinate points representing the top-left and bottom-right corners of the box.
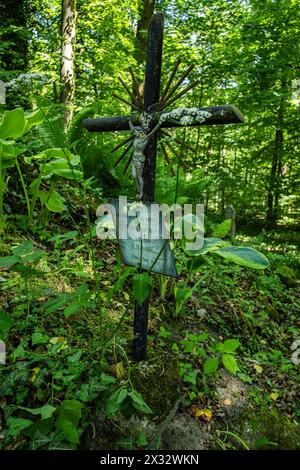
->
(109, 198), (177, 277)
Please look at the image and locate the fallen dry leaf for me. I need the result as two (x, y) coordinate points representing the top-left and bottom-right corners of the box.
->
(253, 364), (263, 374)
(111, 361), (125, 379)
(194, 408), (213, 422)
(223, 398), (232, 407)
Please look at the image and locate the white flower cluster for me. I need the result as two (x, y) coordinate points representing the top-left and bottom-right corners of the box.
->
(159, 107), (212, 126)
(140, 111), (153, 132)
(6, 73), (49, 92)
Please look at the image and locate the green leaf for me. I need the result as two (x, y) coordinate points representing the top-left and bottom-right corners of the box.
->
(204, 357), (219, 374)
(63, 302), (81, 318)
(105, 388), (128, 418)
(100, 373), (117, 385)
(0, 310), (13, 334)
(0, 255), (19, 268)
(128, 390), (152, 414)
(214, 246), (269, 270)
(43, 160), (82, 180)
(222, 339), (240, 353)
(222, 354), (239, 374)
(0, 139), (26, 159)
(0, 108), (26, 139)
(23, 108), (46, 133)
(56, 418), (79, 444)
(186, 237), (230, 256)
(212, 219), (232, 238)
(12, 240), (33, 256)
(44, 190), (66, 212)
(133, 273), (152, 305)
(56, 400), (83, 438)
(174, 287), (193, 303)
(44, 294), (70, 315)
(19, 404), (56, 420)
(107, 266), (136, 301)
(183, 370), (198, 385)
(11, 264), (45, 277)
(7, 417), (33, 436)
(32, 331), (49, 345)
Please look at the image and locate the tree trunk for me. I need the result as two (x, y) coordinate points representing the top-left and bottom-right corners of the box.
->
(60, 0), (77, 131)
(135, 0), (156, 67)
(131, 0), (156, 106)
(266, 116), (284, 228)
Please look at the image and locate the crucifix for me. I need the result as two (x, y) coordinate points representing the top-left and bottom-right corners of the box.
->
(83, 12), (244, 362)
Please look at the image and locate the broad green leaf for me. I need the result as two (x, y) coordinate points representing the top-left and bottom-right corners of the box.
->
(222, 354), (239, 374)
(133, 273), (152, 305)
(186, 237), (230, 256)
(56, 400), (83, 428)
(19, 404), (56, 420)
(0, 139), (25, 159)
(0, 156), (17, 169)
(23, 108), (46, 133)
(128, 390), (152, 414)
(0, 255), (19, 268)
(174, 287), (193, 303)
(0, 108), (26, 139)
(50, 168), (82, 180)
(116, 388), (128, 404)
(7, 417), (33, 436)
(215, 246), (269, 270)
(44, 190), (66, 212)
(43, 160), (82, 180)
(21, 251), (44, 263)
(100, 373), (117, 385)
(222, 339), (240, 353)
(105, 388), (128, 418)
(43, 148), (79, 163)
(56, 418), (79, 444)
(12, 240), (33, 256)
(204, 357), (219, 374)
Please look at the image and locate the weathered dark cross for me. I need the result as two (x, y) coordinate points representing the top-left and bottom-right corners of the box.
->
(83, 12), (244, 362)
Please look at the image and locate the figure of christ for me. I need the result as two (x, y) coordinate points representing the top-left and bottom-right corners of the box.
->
(128, 117), (161, 200)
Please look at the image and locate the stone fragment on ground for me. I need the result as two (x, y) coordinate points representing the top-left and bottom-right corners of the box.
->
(163, 412), (213, 450)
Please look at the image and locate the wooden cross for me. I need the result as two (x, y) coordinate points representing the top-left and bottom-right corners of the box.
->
(83, 12), (244, 362)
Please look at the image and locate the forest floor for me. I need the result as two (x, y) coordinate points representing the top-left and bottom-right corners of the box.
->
(0, 218), (299, 450)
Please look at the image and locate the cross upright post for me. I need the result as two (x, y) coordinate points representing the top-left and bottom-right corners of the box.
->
(82, 12), (244, 363)
(132, 12), (164, 362)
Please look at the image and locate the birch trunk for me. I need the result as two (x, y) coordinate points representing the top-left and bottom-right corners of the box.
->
(60, 0), (77, 131)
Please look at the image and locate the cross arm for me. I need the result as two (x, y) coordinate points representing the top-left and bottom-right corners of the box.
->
(82, 105), (244, 133)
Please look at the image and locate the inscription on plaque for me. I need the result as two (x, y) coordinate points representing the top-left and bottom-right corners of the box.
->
(110, 199), (177, 277)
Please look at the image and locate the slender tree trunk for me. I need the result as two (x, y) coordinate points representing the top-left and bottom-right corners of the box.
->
(266, 98), (284, 228)
(274, 155), (283, 221)
(60, 0), (77, 131)
(266, 127), (283, 227)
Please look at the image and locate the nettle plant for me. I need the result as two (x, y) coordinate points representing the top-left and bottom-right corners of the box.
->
(0, 107), (82, 227)
(158, 326), (241, 401)
(172, 218), (270, 316)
